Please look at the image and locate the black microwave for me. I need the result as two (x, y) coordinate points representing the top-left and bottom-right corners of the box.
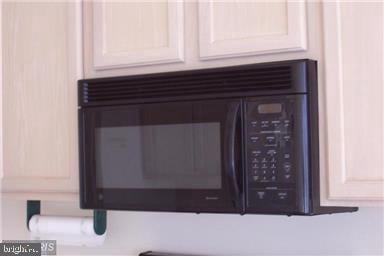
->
(78, 59), (357, 215)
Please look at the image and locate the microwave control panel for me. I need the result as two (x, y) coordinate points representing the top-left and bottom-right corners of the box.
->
(244, 95), (309, 214)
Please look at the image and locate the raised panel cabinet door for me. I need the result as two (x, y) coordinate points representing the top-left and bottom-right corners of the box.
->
(198, 0), (307, 60)
(89, 0), (184, 70)
(1, 2), (82, 200)
(322, 1), (384, 204)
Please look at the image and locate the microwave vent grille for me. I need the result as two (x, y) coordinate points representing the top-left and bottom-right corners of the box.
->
(81, 65), (292, 104)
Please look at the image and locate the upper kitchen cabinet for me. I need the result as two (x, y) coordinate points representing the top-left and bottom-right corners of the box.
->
(1, 2), (82, 200)
(322, 1), (384, 205)
(84, 1), (184, 70)
(198, 0), (307, 60)
(83, 1), (310, 77)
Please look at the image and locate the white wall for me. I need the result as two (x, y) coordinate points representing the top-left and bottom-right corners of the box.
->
(1, 198), (383, 256)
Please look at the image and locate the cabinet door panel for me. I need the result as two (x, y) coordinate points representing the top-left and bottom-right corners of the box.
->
(198, 0), (307, 60)
(91, 0), (184, 69)
(1, 2), (81, 199)
(323, 1), (384, 202)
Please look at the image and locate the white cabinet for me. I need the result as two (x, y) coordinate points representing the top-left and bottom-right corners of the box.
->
(83, 0), (309, 77)
(198, 0), (307, 59)
(1, 2), (82, 201)
(87, 1), (184, 70)
(321, 1), (384, 205)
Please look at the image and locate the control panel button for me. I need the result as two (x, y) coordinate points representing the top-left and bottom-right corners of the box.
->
(282, 174), (293, 182)
(251, 163), (259, 169)
(283, 119), (291, 128)
(275, 191), (290, 201)
(265, 135), (277, 146)
(250, 136), (260, 143)
(283, 162), (292, 173)
(256, 191), (267, 200)
(283, 135), (291, 142)
(261, 121), (270, 129)
(283, 153), (291, 160)
(271, 120), (281, 129)
(250, 121), (258, 128)
(249, 189), (280, 204)
(251, 150), (262, 156)
(269, 157), (277, 163)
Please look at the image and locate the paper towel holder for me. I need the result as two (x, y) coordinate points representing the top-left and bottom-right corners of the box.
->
(26, 200), (107, 235)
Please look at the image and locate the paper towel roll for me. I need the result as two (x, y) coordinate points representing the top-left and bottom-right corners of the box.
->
(29, 215), (106, 247)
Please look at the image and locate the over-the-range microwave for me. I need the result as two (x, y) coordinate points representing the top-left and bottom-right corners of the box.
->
(78, 59), (357, 215)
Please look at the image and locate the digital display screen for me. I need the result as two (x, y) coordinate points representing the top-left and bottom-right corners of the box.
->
(258, 103), (282, 114)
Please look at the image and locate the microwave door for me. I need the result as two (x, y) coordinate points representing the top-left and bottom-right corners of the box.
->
(80, 99), (244, 213)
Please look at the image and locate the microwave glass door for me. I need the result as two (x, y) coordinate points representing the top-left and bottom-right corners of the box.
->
(81, 99), (243, 213)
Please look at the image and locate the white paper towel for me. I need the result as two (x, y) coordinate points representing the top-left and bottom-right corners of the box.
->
(28, 215), (106, 247)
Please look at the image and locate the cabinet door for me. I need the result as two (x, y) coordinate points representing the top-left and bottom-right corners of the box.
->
(1, 2), (82, 200)
(322, 1), (384, 204)
(87, 1), (184, 70)
(198, 0), (307, 60)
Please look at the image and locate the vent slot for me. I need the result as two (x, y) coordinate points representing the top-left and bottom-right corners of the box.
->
(81, 65), (294, 104)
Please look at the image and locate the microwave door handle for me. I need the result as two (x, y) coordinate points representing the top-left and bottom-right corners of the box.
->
(225, 101), (242, 209)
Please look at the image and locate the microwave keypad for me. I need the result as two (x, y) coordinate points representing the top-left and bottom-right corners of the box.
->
(246, 99), (298, 208)
(248, 119), (294, 184)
